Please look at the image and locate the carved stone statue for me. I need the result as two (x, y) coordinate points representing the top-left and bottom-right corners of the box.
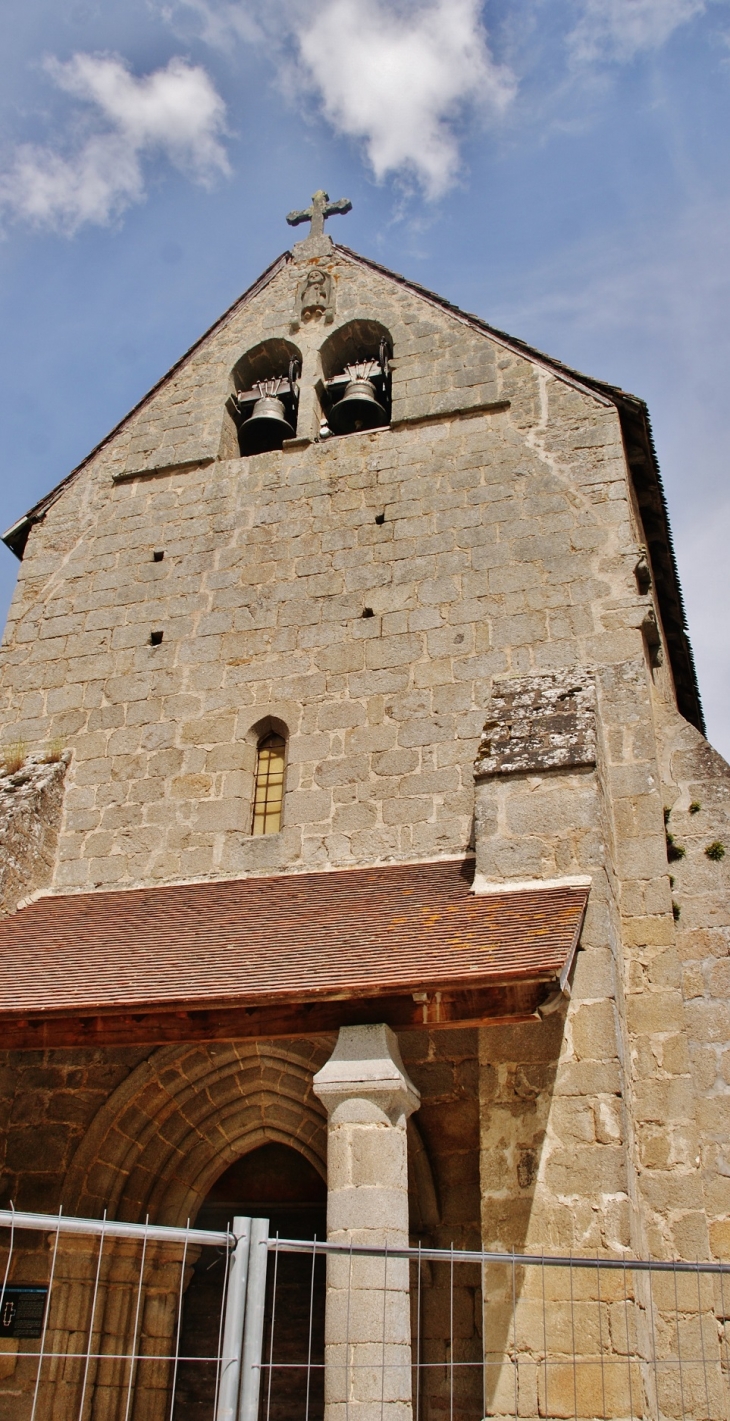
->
(292, 266), (335, 330)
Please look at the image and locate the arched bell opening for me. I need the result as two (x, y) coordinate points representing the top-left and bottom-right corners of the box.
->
(172, 1143), (327, 1421)
(318, 319), (393, 439)
(224, 338), (303, 458)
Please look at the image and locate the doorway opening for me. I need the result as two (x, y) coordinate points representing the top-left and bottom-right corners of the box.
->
(172, 1142), (327, 1421)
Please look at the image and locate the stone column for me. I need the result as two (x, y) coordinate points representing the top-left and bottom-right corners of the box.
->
(313, 1024), (421, 1421)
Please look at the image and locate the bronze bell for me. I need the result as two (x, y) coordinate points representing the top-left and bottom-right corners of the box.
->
(328, 361), (388, 436)
(239, 380), (295, 455)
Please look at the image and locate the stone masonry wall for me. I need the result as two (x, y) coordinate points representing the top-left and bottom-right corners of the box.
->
(0, 1047), (147, 1214)
(2, 239), (727, 1418)
(476, 762), (628, 1262)
(0, 1044), (143, 1418)
(0, 245), (655, 893)
(657, 710), (730, 1261)
(473, 656), (723, 1416)
(472, 654), (707, 1267)
(0, 1031), (478, 1421)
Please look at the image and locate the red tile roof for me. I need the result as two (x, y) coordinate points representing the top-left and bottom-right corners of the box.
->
(0, 859), (588, 1046)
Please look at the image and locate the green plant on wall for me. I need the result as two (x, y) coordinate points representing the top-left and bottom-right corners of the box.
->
(1, 740), (27, 774)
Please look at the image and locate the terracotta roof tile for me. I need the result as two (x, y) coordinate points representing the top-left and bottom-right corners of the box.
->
(0, 859), (588, 1030)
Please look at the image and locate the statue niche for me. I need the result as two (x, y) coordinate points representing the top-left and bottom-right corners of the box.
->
(291, 267), (335, 331)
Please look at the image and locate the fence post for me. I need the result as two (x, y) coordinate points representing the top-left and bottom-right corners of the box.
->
(237, 1217), (269, 1421)
(216, 1216), (252, 1421)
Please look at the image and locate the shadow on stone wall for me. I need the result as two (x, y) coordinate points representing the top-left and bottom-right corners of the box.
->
(480, 1013), (564, 1415)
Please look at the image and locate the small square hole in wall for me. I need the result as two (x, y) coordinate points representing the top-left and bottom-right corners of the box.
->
(150, 630), (164, 646)
(153, 550), (165, 562)
(375, 513), (385, 525)
(362, 607), (375, 618)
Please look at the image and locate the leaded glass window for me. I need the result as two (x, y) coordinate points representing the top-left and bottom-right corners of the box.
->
(251, 733), (286, 835)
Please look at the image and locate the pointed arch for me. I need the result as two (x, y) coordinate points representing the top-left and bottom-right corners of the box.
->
(60, 1036), (440, 1233)
(62, 1039), (330, 1226)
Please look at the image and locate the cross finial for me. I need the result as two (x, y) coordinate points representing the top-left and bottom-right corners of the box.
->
(286, 189), (352, 240)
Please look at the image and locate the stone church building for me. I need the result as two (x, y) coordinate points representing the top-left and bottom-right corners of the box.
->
(0, 196), (729, 1420)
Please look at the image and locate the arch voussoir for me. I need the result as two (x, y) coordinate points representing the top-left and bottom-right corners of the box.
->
(63, 1039), (330, 1224)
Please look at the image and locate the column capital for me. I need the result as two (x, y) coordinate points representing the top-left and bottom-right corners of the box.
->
(313, 1023), (420, 1125)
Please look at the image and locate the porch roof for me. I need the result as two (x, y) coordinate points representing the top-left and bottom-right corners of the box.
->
(0, 857), (589, 1048)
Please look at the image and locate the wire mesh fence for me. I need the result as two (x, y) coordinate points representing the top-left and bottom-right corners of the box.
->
(2, 1206), (730, 1420)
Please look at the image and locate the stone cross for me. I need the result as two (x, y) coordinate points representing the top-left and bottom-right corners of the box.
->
(286, 189), (352, 240)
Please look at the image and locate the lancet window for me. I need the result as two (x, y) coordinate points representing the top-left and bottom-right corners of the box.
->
(251, 732), (286, 835)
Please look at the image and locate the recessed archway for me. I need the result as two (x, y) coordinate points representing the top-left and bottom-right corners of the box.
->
(56, 1038), (438, 1421)
(172, 1142), (327, 1421)
(62, 1040), (330, 1226)
(221, 337), (303, 457)
(55, 1043), (330, 1421)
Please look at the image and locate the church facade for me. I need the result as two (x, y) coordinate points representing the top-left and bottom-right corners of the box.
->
(0, 200), (729, 1420)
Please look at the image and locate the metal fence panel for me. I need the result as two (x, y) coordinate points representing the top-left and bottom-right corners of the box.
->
(3, 1208), (730, 1420)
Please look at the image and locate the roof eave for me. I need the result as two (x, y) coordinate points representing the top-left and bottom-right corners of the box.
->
(2, 514), (34, 560)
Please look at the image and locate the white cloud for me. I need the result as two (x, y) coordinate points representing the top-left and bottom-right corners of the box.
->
(162, 0), (515, 198)
(294, 0), (515, 198)
(568, 0), (706, 64)
(160, 0), (263, 49)
(0, 54), (229, 234)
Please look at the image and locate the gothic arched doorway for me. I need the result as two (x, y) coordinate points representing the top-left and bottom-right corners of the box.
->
(173, 1142), (327, 1421)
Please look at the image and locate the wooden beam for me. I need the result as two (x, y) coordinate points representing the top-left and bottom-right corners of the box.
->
(0, 981), (549, 1050)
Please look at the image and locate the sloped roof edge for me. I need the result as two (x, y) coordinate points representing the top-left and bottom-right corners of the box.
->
(335, 244), (619, 406)
(335, 246), (704, 734)
(1, 250), (292, 558)
(2, 241), (703, 732)
(0, 857), (588, 1046)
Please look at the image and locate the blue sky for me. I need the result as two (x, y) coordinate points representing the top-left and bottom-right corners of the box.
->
(1, 0), (729, 754)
